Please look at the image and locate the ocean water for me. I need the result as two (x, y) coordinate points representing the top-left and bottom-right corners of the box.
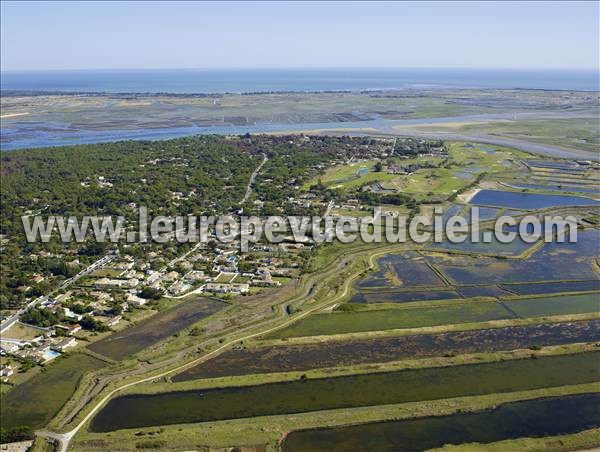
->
(2, 68), (598, 93)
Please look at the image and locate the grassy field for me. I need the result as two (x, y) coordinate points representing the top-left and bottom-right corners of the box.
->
(412, 118), (600, 154)
(304, 159), (396, 190)
(215, 272), (237, 283)
(266, 291), (600, 338)
(266, 300), (514, 338)
(0, 353), (105, 430)
(506, 293), (600, 317)
(304, 142), (529, 201)
(88, 296), (226, 360)
(2, 322), (46, 340)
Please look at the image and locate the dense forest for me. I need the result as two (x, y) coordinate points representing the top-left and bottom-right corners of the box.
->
(0, 134), (397, 309)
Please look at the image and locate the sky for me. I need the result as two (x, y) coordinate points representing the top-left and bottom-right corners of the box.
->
(1, 1), (598, 71)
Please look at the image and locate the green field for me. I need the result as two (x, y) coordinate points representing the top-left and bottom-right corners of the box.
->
(267, 292), (600, 339)
(414, 118), (600, 154)
(266, 300), (514, 338)
(506, 293), (600, 318)
(305, 142), (528, 200)
(0, 353), (105, 430)
(305, 159), (396, 189)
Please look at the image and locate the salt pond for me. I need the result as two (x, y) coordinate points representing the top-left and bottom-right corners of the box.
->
(283, 393), (600, 452)
(90, 353), (600, 432)
(471, 189), (599, 209)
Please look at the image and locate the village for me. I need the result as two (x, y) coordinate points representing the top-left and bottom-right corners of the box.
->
(0, 228), (315, 379)
(0, 136), (457, 376)
(0, 135), (481, 383)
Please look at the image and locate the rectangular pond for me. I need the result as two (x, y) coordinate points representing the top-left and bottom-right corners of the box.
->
(350, 289), (461, 304)
(174, 321), (600, 380)
(88, 296), (225, 360)
(90, 352), (600, 432)
(505, 182), (600, 195)
(530, 176), (597, 187)
(429, 229), (534, 256)
(436, 229), (600, 285)
(355, 252), (445, 290)
(475, 206), (501, 220)
(502, 280), (600, 295)
(457, 285), (512, 297)
(470, 189), (599, 209)
(282, 393), (600, 452)
(524, 160), (580, 170)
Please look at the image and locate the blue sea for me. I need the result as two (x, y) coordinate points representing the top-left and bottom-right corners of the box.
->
(2, 68), (599, 93)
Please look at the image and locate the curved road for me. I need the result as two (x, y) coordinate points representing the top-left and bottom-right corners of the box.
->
(32, 131), (594, 449)
(36, 245), (381, 451)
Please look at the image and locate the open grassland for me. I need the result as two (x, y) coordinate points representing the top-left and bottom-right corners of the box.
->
(264, 293), (600, 338)
(307, 159), (382, 187)
(1, 322), (46, 341)
(506, 293), (600, 317)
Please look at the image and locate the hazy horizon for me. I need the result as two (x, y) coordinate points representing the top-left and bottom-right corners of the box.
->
(2, 1), (598, 72)
(2, 66), (598, 72)
(2, 67), (597, 95)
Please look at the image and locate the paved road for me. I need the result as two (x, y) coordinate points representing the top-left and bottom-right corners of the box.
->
(35, 242), (389, 451)
(0, 255), (114, 334)
(240, 153), (268, 204)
